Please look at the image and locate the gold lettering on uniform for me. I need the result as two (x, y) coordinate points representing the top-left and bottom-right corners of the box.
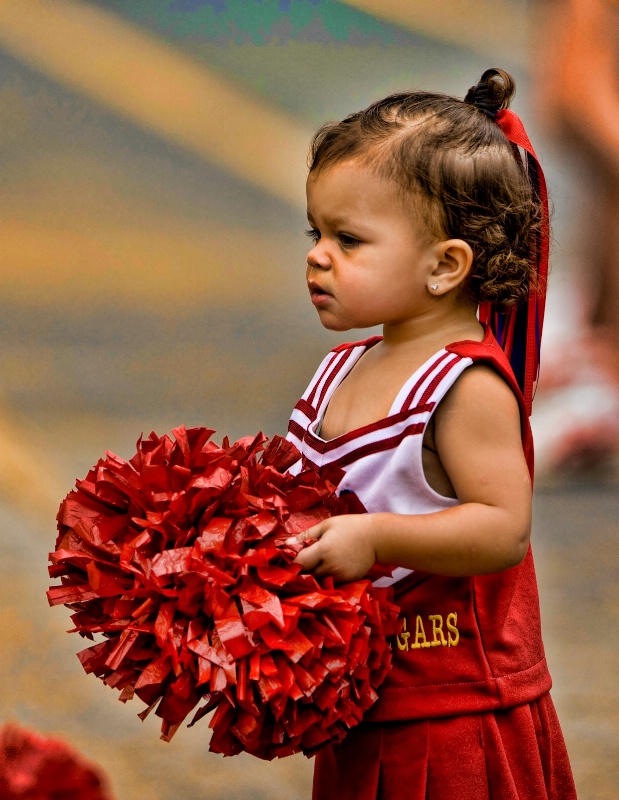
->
(396, 617), (410, 651)
(446, 612), (460, 647)
(411, 614), (431, 649)
(428, 614), (447, 647)
(396, 612), (460, 652)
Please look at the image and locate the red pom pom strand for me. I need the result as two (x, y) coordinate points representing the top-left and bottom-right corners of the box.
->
(48, 428), (400, 759)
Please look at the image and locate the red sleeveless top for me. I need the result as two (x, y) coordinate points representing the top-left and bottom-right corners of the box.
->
(287, 327), (552, 721)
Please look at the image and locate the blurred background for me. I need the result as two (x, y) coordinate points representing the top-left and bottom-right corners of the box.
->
(0, 1), (617, 797)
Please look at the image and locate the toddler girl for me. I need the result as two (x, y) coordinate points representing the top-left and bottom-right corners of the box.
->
(286, 69), (577, 800)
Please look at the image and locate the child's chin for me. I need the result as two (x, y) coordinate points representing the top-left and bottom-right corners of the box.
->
(315, 310), (354, 332)
(320, 318), (353, 333)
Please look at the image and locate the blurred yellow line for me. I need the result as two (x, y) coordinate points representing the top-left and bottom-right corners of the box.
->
(0, 0), (310, 208)
(0, 414), (66, 524)
(340, 0), (528, 70)
(0, 219), (301, 310)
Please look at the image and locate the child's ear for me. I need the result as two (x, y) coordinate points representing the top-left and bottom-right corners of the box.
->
(428, 239), (473, 295)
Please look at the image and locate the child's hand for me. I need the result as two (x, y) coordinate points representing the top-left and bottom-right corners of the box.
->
(287, 514), (377, 583)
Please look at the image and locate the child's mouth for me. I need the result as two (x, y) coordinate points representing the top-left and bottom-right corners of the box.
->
(308, 282), (332, 305)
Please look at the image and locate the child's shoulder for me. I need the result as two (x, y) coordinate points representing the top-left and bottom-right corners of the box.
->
(441, 360), (521, 417)
(439, 329), (533, 474)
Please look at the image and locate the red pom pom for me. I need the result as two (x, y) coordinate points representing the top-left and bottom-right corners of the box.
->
(48, 428), (400, 759)
(0, 722), (113, 799)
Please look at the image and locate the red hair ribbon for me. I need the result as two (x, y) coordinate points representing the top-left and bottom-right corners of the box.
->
(478, 108), (550, 416)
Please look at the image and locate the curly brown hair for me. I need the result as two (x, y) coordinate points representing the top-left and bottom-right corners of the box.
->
(308, 69), (541, 309)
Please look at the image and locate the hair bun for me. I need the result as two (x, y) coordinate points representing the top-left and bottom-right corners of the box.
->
(464, 68), (515, 119)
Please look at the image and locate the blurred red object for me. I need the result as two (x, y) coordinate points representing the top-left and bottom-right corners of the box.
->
(0, 721), (113, 800)
(48, 428), (399, 759)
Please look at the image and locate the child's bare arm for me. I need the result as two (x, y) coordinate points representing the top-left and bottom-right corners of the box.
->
(293, 365), (532, 582)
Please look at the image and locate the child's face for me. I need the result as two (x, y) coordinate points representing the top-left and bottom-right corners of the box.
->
(305, 161), (440, 332)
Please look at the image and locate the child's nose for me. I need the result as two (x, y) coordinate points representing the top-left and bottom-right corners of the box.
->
(306, 243), (331, 271)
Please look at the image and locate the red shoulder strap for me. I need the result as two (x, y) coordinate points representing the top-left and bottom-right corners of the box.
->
(331, 336), (383, 353)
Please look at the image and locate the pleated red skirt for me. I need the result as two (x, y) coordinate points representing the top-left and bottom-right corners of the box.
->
(312, 693), (576, 800)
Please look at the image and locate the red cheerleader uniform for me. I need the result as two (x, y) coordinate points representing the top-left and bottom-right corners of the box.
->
(287, 325), (577, 800)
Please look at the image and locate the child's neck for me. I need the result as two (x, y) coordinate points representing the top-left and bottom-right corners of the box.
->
(381, 299), (483, 351)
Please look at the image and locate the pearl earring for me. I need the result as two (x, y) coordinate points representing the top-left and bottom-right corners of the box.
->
(430, 283), (439, 292)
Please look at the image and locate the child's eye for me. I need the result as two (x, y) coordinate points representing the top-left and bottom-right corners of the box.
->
(305, 228), (320, 244)
(338, 233), (360, 249)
